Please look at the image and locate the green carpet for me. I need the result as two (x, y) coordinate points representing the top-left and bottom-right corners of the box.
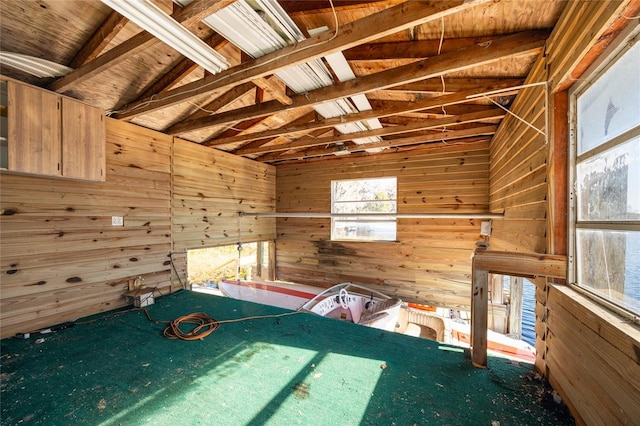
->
(0, 291), (572, 425)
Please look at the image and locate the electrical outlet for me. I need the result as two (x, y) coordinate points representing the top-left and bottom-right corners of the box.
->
(112, 216), (124, 226)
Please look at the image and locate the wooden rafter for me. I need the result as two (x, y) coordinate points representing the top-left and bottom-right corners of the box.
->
(343, 35), (500, 60)
(69, 12), (129, 68)
(48, 0), (236, 92)
(138, 35), (228, 101)
(262, 130), (495, 162)
(201, 79), (522, 147)
(115, 0), (494, 119)
(172, 27), (539, 136)
(234, 109), (505, 155)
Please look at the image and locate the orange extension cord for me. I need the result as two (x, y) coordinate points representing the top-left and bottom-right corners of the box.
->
(162, 312), (220, 340)
(77, 306), (302, 341)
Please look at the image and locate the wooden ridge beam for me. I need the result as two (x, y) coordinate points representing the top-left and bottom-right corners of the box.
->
(48, 0), (235, 92)
(235, 109), (504, 155)
(114, 0), (494, 119)
(201, 80), (522, 146)
(169, 28), (545, 135)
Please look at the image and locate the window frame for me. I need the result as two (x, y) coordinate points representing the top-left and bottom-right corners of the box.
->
(568, 26), (640, 320)
(330, 176), (398, 242)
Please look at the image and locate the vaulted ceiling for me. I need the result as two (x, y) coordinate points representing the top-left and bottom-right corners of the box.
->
(0, 0), (566, 164)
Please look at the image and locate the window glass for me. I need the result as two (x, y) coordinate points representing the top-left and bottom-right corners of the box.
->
(577, 135), (640, 221)
(576, 41), (640, 154)
(331, 177), (397, 241)
(576, 229), (640, 314)
(572, 36), (640, 316)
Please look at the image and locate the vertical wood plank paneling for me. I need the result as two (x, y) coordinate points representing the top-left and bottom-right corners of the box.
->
(61, 97), (105, 181)
(7, 81), (61, 176)
(0, 118), (172, 338)
(276, 142), (490, 310)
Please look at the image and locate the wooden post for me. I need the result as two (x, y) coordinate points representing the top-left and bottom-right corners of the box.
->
(268, 240), (276, 281)
(471, 250), (567, 367)
(471, 248), (489, 367)
(508, 276), (524, 339)
(255, 241), (263, 278)
(489, 274), (506, 333)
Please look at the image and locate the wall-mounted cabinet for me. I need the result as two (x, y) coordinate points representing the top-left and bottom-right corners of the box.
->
(0, 77), (105, 181)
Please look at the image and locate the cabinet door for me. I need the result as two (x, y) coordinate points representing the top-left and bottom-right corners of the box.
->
(61, 98), (105, 181)
(8, 82), (62, 176)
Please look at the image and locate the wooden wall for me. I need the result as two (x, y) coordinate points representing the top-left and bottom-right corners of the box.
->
(0, 119), (277, 338)
(275, 142), (490, 310)
(544, 285), (640, 424)
(488, 1), (640, 423)
(0, 118), (173, 338)
(170, 138), (276, 283)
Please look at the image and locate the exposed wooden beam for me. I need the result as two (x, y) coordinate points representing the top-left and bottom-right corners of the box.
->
(115, 0), (493, 119)
(279, 0), (390, 15)
(473, 251), (568, 280)
(262, 134), (493, 162)
(471, 250), (568, 367)
(384, 77), (523, 93)
(139, 35), (228, 101)
(69, 12), (128, 68)
(252, 77), (292, 105)
(227, 111), (316, 152)
(260, 124), (498, 160)
(235, 109), (504, 155)
(201, 80), (522, 146)
(210, 117), (266, 140)
(167, 30), (543, 135)
(48, 0), (235, 92)
(343, 36), (498, 60)
(169, 82), (256, 128)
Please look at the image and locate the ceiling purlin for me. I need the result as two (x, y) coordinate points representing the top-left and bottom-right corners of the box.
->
(69, 11), (129, 68)
(115, 0), (494, 119)
(48, 0), (236, 93)
(234, 109), (505, 156)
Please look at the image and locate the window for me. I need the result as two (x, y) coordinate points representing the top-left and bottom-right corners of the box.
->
(331, 177), (397, 241)
(570, 32), (640, 316)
